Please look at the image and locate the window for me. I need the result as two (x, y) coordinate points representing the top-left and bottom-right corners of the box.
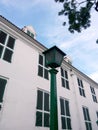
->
(82, 107), (92, 130)
(0, 30), (15, 63)
(90, 86), (97, 103)
(77, 78), (85, 97)
(0, 77), (7, 110)
(38, 54), (49, 80)
(27, 30), (34, 38)
(61, 68), (69, 89)
(96, 111), (98, 119)
(35, 90), (50, 127)
(60, 98), (72, 130)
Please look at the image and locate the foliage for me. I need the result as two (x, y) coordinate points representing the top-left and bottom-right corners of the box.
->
(55, 0), (98, 33)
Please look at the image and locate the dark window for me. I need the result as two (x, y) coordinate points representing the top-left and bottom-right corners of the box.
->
(7, 36), (15, 49)
(44, 69), (49, 80)
(96, 111), (98, 118)
(27, 30), (31, 35)
(0, 30), (15, 63)
(77, 78), (85, 97)
(38, 54), (49, 80)
(31, 33), (34, 38)
(3, 48), (13, 63)
(61, 68), (69, 89)
(0, 78), (7, 103)
(60, 98), (72, 129)
(65, 100), (70, 116)
(36, 90), (50, 127)
(0, 45), (3, 58)
(44, 113), (49, 127)
(27, 30), (34, 38)
(39, 55), (43, 65)
(60, 98), (65, 115)
(38, 66), (43, 77)
(36, 111), (42, 126)
(44, 93), (49, 111)
(0, 31), (7, 45)
(61, 117), (66, 129)
(37, 90), (43, 110)
(90, 86), (97, 103)
(61, 68), (64, 77)
(82, 107), (92, 130)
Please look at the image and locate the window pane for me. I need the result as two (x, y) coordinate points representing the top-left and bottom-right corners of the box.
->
(90, 86), (95, 94)
(60, 98), (65, 115)
(44, 69), (49, 80)
(61, 117), (66, 129)
(3, 48), (13, 63)
(0, 104), (2, 110)
(27, 30), (30, 35)
(7, 36), (15, 49)
(0, 78), (7, 102)
(77, 78), (80, 86)
(44, 93), (49, 111)
(65, 100), (70, 116)
(67, 118), (71, 129)
(38, 65), (43, 77)
(0, 45), (3, 58)
(36, 111), (42, 126)
(0, 31), (7, 45)
(31, 33), (34, 38)
(37, 90), (43, 110)
(85, 122), (89, 130)
(65, 70), (68, 79)
(83, 107), (87, 120)
(80, 80), (83, 88)
(86, 108), (90, 121)
(39, 55), (43, 65)
(88, 122), (92, 130)
(66, 80), (69, 89)
(82, 89), (85, 97)
(44, 113), (49, 127)
(61, 78), (65, 87)
(79, 88), (82, 96)
(96, 111), (98, 118)
(61, 68), (64, 77)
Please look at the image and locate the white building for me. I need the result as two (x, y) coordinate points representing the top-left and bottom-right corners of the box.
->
(0, 15), (98, 130)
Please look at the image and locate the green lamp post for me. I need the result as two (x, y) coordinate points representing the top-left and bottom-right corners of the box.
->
(43, 46), (66, 130)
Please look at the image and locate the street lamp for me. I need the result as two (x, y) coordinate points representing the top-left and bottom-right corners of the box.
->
(43, 46), (66, 130)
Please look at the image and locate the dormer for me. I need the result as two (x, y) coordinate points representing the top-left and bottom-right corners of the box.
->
(22, 25), (36, 39)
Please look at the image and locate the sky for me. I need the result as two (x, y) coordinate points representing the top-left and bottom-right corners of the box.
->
(0, 0), (98, 82)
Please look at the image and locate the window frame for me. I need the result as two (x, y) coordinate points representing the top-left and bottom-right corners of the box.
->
(60, 97), (72, 130)
(0, 30), (15, 63)
(38, 54), (49, 80)
(35, 89), (50, 127)
(90, 86), (97, 103)
(0, 77), (7, 111)
(27, 30), (34, 38)
(61, 67), (69, 89)
(77, 77), (86, 97)
(82, 106), (92, 130)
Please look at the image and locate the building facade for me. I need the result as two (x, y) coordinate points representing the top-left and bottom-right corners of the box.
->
(0, 15), (98, 130)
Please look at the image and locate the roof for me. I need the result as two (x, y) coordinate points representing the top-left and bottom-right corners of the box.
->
(0, 15), (47, 51)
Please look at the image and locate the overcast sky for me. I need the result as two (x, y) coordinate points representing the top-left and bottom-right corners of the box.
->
(0, 0), (98, 82)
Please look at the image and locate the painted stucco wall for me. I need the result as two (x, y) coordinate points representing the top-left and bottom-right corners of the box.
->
(0, 19), (98, 130)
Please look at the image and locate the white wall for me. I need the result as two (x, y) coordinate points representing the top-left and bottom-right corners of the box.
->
(0, 25), (98, 130)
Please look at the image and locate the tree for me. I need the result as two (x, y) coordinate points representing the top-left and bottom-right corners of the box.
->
(55, 0), (98, 34)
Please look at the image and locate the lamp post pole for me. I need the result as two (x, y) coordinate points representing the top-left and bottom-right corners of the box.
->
(49, 68), (58, 130)
(43, 46), (66, 130)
